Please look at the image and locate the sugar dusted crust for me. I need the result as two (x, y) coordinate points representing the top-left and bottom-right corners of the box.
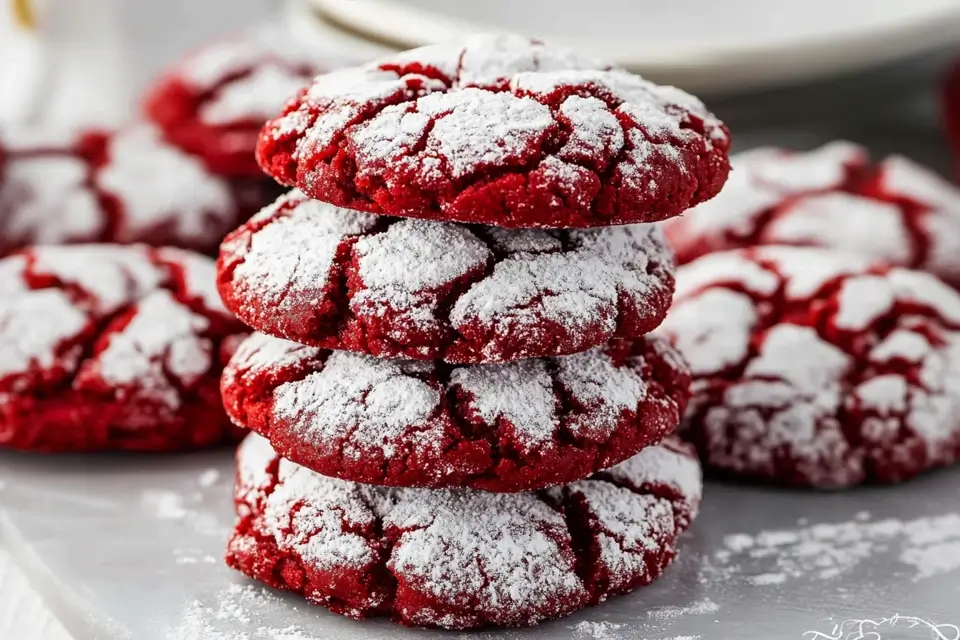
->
(0, 244), (246, 452)
(0, 126), (245, 255)
(217, 189), (675, 363)
(256, 34), (730, 228)
(226, 433), (702, 629)
(221, 332), (690, 492)
(658, 245), (960, 487)
(665, 142), (960, 287)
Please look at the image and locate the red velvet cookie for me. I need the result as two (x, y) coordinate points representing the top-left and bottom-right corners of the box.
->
(144, 25), (330, 177)
(217, 190), (676, 363)
(226, 432), (702, 629)
(0, 125), (251, 256)
(256, 34), (731, 228)
(665, 142), (960, 286)
(222, 331), (690, 492)
(0, 244), (246, 452)
(657, 246), (960, 488)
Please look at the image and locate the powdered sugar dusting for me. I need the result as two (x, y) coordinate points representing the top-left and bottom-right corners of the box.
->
(450, 358), (558, 447)
(230, 190), (379, 312)
(659, 246), (960, 487)
(452, 223), (673, 336)
(766, 193), (911, 264)
(30, 244), (164, 314)
(710, 512), (960, 584)
(202, 64), (311, 125)
(274, 350), (442, 460)
(0, 153), (103, 243)
(556, 348), (648, 438)
(0, 289), (87, 382)
(353, 218), (490, 327)
(84, 290), (212, 409)
(97, 126), (235, 240)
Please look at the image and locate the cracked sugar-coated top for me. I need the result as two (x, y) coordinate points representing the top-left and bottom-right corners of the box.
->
(226, 432), (701, 629)
(0, 125), (245, 256)
(217, 189), (675, 363)
(665, 141), (960, 287)
(256, 34), (731, 228)
(144, 24), (333, 177)
(656, 245), (960, 488)
(0, 244), (246, 452)
(221, 331), (690, 492)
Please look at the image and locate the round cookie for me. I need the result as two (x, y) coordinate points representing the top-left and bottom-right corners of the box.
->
(0, 125), (248, 256)
(226, 432), (702, 629)
(657, 246), (960, 488)
(144, 25), (332, 177)
(665, 142), (960, 286)
(256, 33), (731, 228)
(222, 332), (691, 492)
(0, 244), (246, 452)
(217, 189), (676, 363)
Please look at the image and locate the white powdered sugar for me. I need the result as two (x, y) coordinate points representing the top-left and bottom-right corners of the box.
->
(96, 126), (235, 240)
(451, 224), (673, 339)
(604, 443), (704, 517)
(0, 153), (103, 242)
(157, 247), (229, 315)
(879, 154), (960, 211)
(202, 64), (311, 125)
(557, 95), (625, 164)
(274, 350), (442, 460)
(450, 358), (559, 447)
(87, 290), (212, 408)
(0, 289), (87, 382)
(710, 511), (960, 584)
(738, 140), (865, 193)
(0, 246), (230, 408)
(353, 218), (490, 326)
(230, 191), (379, 312)
(555, 348), (648, 438)
(765, 193), (911, 264)
(659, 246), (960, 486)
(384, 486), (586, 615)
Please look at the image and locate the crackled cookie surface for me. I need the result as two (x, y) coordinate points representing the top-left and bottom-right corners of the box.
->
(226, 433), (701, 629)
(256, 34), (730, 228)
(657, 246), (960, 487)
(222, 332), (690, 492)
(0, 126), (246, 255)
(665, 142), (960, 286)
(0, 245), (246, 452)
(144, 25), (330, 177)
(217, 190), (675, 363)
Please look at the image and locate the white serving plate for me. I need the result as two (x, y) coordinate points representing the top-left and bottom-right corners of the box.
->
(307, 0), (960, 94)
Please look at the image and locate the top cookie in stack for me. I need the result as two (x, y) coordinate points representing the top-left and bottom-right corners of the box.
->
(219, 34), (728, 630)
(256, 34), (729, 229)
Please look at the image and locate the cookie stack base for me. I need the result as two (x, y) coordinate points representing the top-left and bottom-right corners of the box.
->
(226, 434), (703, 630)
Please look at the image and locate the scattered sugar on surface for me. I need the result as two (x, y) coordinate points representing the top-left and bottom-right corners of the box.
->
(708, 512), (960, 584)
(647, 599), (720, 621)
(571, 620), (627, 639)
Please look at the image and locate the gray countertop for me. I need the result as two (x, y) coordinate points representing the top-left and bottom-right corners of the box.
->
(0, 446), (958, 640)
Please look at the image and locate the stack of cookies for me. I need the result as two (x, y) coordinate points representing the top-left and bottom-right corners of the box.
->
(217, 35), (731, 629)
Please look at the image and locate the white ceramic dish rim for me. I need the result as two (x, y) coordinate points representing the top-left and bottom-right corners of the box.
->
(306, 0), (960, 93)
